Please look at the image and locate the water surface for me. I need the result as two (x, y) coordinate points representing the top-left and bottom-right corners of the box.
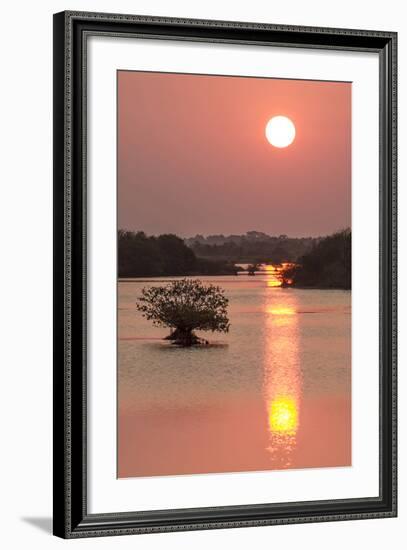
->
(118, 274), (351, 478)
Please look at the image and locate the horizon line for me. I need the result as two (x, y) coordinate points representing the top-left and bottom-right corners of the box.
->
(118, 228), (351, 240)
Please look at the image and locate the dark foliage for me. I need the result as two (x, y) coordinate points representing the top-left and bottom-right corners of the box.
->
(118, 230), (238, 277)
(136, 279), (230, 346)
(186, 232), (317, 264)
(285, 229), (351, 289)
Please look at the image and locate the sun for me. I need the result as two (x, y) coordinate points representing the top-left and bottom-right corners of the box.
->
(265, 116), (296, 148)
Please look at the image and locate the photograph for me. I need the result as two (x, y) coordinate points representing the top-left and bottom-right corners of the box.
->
(117, 70), (352, 478)
(0, 0), (400, 543)
(51, 9), (397, 539)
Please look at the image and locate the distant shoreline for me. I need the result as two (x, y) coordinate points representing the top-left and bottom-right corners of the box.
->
(118, 276), (351, 290)
(118, 229), (351, 290)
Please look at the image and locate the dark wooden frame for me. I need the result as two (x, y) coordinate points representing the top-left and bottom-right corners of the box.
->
(53, 10), (397, 539)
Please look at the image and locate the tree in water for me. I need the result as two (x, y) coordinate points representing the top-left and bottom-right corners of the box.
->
(136, 279), (230, 347)
(247, 263), (260, 276)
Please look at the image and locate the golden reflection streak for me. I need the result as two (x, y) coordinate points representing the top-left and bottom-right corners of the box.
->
(268, 396), (298, 435)
(262, 279), (302, 468)
(264, 264), (282, 287)
(263, 263), (296, 288)
(266, 307), (296, 316)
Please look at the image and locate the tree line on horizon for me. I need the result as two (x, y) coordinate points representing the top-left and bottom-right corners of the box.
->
(285, 229), (351, 289)
(118, 230), (237, 278)
(186, 231), (317, 264)
(118, 228), (351, 289)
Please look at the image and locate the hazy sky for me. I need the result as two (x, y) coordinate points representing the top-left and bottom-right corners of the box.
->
(118, 71), (351, 237)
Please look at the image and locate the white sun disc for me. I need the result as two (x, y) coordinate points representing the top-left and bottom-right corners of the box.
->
(265, 116), (296, 148)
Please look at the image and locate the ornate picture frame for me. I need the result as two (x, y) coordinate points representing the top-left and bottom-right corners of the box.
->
(53, 11), (397, 538)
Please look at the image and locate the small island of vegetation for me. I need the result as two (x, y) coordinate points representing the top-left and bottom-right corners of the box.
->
(136, 279), (230, 347)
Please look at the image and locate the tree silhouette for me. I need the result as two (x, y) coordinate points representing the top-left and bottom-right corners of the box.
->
(118, 230), (238, 277)
(284, 229), (351, 289)
(136, 279), (230, 346)
(247, 263), (260, 276)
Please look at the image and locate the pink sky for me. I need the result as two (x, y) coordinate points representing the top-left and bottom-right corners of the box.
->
(118, 71), (351, 237)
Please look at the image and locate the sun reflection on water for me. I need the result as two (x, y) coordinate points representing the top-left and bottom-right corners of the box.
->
(263, 281), (302, 468)
(266, 306), (296, 316)
(268, 396), (299, 435)
(263, 263), (296, 288)
(264, 265), (282, 287)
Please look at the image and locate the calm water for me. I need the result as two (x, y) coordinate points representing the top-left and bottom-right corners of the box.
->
(118, 274), (351, 478)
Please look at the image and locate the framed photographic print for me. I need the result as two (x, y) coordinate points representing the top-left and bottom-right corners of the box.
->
(53, 11), (397, 538)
